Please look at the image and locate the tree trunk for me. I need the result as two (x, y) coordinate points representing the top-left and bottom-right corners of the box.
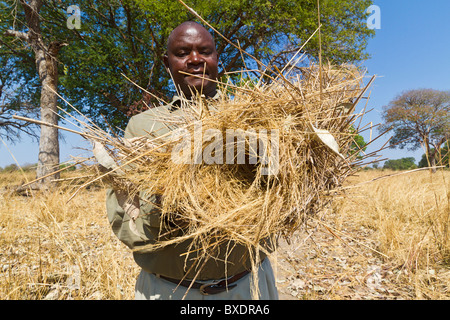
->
(424, 137), (437, 174)
(429, 152), (437, 174)
(17, 0), (65, 187)
(35, 44), (61, 185)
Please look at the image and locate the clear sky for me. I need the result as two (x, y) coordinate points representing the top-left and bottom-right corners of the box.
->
(359, 0), (450, 165)
(1, 0), (449, 168)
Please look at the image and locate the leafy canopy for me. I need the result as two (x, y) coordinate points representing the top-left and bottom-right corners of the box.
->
(380, 89), (450, 152)
(383, 157), (417, 171)
(2, 0), (375, 132)
(0, 1), (41, 142)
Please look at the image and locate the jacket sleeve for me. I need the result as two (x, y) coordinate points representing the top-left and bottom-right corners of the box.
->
(104, 114), (180, 250)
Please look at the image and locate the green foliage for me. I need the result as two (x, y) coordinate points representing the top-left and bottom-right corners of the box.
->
(418, 143), (449, 168)
(0, 162), (77, 172)
(380, 89), (450, 152)
(380, 88), (449, 172)
(1, 163), (19, 172)
(0, 163), (37, 172)
(2, 0), (375, 133)
(383, 157), (417, 171)
(59, 163), (77, 171)
(0, 1), (41, 141)
(348, 126), (367, 159)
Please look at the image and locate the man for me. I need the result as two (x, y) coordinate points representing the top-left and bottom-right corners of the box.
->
(163, 20), (218, 99)
(106, 21), (278, 300)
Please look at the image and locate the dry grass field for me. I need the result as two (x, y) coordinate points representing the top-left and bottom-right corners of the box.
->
(0, 168), (449, 300)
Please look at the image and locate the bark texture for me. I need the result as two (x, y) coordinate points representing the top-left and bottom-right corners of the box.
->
(6, 0), (66, 186)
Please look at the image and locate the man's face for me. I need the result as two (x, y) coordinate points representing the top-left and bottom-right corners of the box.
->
(164, 23), (219, 98)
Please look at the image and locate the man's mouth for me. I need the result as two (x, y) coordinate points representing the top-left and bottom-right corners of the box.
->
(186, 70), (209, 77)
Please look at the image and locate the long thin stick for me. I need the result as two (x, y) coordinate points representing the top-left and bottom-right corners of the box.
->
(317, 0), (323, 97)
(0, 136), (32, 188)
(20, 158), (91, 187)
(45, 85), (105, 134)
(315, 218), (390, 259)
(340, 167), (446, 191)
(12, 115), (108, 143)
(282, 26), (322, 77)
(176, 0), (269, 72)
(121, 73), (168, 106)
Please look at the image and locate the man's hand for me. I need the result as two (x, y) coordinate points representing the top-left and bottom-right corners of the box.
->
(115, 190), (143, 239)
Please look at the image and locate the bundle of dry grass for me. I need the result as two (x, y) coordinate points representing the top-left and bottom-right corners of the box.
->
(78, 62), (374, 260)
(13, 58), (378, 298)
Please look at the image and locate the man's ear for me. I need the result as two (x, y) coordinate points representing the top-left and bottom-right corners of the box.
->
(163, 53), (170, 71)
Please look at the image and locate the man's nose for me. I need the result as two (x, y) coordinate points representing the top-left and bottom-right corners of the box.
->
(187, 51), (205, 65)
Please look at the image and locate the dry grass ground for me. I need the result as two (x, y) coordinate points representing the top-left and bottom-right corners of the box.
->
(0, 169), (449, 299)
(275, 169), (450, 300)
(0, 171), (139, 299)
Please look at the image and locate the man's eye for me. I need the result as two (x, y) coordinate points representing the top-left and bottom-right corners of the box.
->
(175, 51), (188, 57)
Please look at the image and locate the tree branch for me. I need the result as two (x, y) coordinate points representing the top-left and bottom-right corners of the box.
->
(0, 39), (34, 64)
(4, 29), (29, 42)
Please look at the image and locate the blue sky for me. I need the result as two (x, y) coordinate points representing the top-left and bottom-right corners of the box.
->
(358, 0), (450, 164)
(1, 0), (449, 168)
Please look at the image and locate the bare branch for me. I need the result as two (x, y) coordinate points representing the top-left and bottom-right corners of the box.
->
(4, 29), (29, 42)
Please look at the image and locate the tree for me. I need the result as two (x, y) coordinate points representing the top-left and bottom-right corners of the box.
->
(2, 0), (71, 186)
(383, 157), (417, 171)
(418, 142), (449, 169)
(380, 89), (450, 173)
(0, 2), (41, 143)
(348, 126), (367, 159)
(2, 163), (19, 172)
(0, 52), (40, 143)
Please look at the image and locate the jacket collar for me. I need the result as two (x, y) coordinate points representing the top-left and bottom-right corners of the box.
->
(169, 91), (221, 112)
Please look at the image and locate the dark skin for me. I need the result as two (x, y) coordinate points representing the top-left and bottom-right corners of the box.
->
(163, 21), (219, 99)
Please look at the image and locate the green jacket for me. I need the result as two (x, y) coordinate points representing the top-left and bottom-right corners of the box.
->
(106, 97), (269, 280)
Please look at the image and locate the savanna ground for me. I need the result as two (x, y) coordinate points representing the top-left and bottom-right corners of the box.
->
(0, 168), (449, 300)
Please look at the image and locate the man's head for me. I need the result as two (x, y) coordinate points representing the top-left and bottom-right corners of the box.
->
(163, 21), (219, 99)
